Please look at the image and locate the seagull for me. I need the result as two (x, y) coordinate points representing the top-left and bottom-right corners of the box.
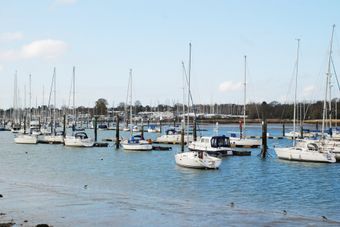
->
(84, 185), (88, 189)
(322, 216), (328, 221)
(283, 210), (287, 215)
(230, 202), (234, 208)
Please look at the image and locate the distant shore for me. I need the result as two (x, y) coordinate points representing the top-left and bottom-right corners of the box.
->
(167, 118), (340, 125)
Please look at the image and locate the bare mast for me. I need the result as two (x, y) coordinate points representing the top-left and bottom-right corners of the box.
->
(293, 38), (300, 146)
(322, 24), (335, 138)
(243, 55), (247, 138)
(187, 43), (192, 143)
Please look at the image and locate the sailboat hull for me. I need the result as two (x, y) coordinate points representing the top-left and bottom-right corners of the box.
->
(14, 135), (38, 144)
(175, 152), (222, 169)
(275, 147), (336, 163)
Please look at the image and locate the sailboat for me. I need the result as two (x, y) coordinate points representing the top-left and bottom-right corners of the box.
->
(40, 68), (64, 144)
(175, 43), (222, 169)
(121, 69), (152, 151)
(64, 66), (94, 147)
(275, 38), (336, 163)
(229, 56), (260, 148)
(14, 74), (38, 144)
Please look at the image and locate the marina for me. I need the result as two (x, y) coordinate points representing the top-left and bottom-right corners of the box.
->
(1, 123), (340, 226)
(1, 1), (340, 226)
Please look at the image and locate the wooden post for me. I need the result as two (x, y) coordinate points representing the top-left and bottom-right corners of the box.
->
(115, 114), (120, 149)
(173, 117), (176, 127)
(300, 126), (304, 139)
(261, 102), (267, 159)
(239, 120), (243, 139)
(94, 116), (98, 142)
(141, 120), (144, 140)
(23, 114), (27, 134)
(63, 114), (66, 138)
(282, 122), (285, 137)
(181, 120), (185, 152)
(193, 118), (197, 141)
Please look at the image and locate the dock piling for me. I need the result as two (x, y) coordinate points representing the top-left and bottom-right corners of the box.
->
(115, 114), (120, 149)
(63, 114), (66, 138)
(261, 102), (267, 159)
(282, 122), (285, 137)
(94, 116), (98, 142)
(193, 118), (197, 141)
(181, 120), (184, 152)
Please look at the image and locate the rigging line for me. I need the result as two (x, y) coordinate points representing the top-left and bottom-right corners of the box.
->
(331, 56), (340, 92)
(68, 76), (72, 108)
(280, 61), (298, 121)
(182, 62), (201, 135)
(47, 70), (55, 107)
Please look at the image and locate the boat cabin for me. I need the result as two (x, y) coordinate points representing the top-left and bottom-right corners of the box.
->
(75, 132), (88, 139)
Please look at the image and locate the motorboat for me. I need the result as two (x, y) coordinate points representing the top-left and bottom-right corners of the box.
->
(64, 132), (94, 147)
(188, 136), (232, 156)
(121, 135), (152, 151)
(175, 151), (222, 169)
(297, 138), (340, 161)
(275, 141), (336, 163)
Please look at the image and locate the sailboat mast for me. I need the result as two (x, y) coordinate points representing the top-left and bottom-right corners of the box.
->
(129, 69), (133, 133)
(73, 66), (76, 123)
(328, 24), (335, 129)
(13, 71), (18, 123)
(243, 55), (247, 138)
(182, 62), (186, 130)
(53, 67), (56, 134)
(322, 24), (335, 137)
(293, 38), (300, 145)
(187, 43), (192, 142)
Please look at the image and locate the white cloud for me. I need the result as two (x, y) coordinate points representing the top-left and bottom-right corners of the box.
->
(303, 85), (316, 96)
(54, 0), (77, 5)
(218, 81), (242, 92)
(0, 32), (23, 42)
(0, 39), (68, 60)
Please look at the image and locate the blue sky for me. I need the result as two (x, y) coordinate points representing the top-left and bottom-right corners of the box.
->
(0, 0), (340, 109)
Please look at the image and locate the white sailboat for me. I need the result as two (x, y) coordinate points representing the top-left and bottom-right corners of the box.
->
(121, 69), (152, 151)
(175, 43), (222, 169)
(64, 67), (94, 147)
(14, 134), (38, 144)
(39, 68), (64, 144)
(230, 56), (260, 148)
(275, 38), (335, 163)
(14, 74), (38, 144)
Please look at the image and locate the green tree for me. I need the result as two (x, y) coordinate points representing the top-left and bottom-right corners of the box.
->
(95, 98), (108, 115)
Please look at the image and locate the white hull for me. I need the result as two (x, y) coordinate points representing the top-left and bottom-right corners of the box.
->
(64, 136), (94, 147)
(230, 138), (260, 147)
(297, 139), (340, 161)
(188, 136), (233, 155)
(121, 141), (152, 151)
(175, 151), (222, 169)
(156, 134), (195, 144)
(39, 135), (64, 144)
(14, 134), (38, 144)
(275, 147), (335, 163)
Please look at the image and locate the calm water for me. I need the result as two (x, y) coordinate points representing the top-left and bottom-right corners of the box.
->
(1, 124), (340, 226)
